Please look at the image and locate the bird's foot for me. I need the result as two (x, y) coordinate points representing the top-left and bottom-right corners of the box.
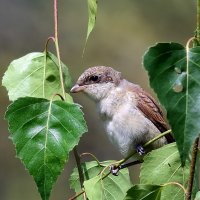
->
(136, 144), (145, 156)
(110, 160), (143, 176)
(110, 164), (121, 176)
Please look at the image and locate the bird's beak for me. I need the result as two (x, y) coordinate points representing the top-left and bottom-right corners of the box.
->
(70, 84), (85, 93)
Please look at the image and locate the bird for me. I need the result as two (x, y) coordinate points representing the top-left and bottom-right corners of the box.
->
(70, 66), (174, 171)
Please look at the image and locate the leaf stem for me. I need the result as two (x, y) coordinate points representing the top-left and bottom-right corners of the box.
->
(186, 137), (199, 200)
(186, 37), (195, 51)
(50, 93), (64, 101)
(80, 152), (102, 167)
(45, 37), (55, 52)
(163, 182), (187, 195)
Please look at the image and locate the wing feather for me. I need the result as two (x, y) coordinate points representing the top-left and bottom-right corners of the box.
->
(127, 84), (174, 143)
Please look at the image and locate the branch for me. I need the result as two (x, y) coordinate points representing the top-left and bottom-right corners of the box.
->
(196, 0), (200, 42)
(73, 147), (84, 188)
(53, 0), (65, 99)
(186, 137), (199, 200)
(119, 129), (172, 165)
(68, 190), (85, 200)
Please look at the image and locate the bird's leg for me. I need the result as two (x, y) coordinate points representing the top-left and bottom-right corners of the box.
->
(110, 165), (121, 176)
(110, 160), (142, 176)
(136, 144), (145, 155)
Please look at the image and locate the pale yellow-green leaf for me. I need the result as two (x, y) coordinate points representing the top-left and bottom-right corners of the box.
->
(87, 0), (97, 40)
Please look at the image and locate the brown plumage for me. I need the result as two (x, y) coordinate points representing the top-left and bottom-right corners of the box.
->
(130, 85), (174, 143)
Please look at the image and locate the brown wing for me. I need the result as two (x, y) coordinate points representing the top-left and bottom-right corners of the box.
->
(129, 84), (174, 143)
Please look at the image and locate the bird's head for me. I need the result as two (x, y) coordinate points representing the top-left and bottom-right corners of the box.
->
(70, 66), (122, 101)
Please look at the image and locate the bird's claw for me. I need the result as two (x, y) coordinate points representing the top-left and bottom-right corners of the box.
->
(136, 144), (145, 156)
(110, 164), (121, 176)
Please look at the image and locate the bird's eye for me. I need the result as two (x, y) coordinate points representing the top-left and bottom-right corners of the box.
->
(89, 75), (99, 82)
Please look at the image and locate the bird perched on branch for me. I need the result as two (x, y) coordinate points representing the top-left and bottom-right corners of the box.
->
(71, 66), (174, 166)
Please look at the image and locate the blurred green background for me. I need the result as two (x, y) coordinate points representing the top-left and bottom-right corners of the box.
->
(0, 0), (196, 199)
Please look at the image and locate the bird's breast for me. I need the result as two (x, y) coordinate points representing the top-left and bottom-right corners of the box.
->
(96, 89), (165, 156)
(97, 94), (150, 156)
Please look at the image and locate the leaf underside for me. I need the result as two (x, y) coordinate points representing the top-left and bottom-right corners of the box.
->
(86, 0), (97, 41)
(143, 42), (200, 164)
(5, 97), (87, 200)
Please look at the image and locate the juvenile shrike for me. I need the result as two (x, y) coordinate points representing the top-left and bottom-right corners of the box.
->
(71, 66), (174, 160)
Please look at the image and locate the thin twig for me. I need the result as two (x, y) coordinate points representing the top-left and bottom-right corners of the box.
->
(73, 147), (84, 188)
(68, 190), (85, 200)
(83, 191), (87, 200)
(186, 137), (199, 200)
(143, 129), (172, 148)
(196, 0), (200, 42)
(101, 129), (172, 179)
(120, 129), (172, 165)
(120, 160), (143, 169)
(53, 0), (66, 99)
(54, 0), (58, 42)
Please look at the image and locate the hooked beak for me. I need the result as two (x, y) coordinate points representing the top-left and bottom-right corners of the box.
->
(70, 84), (85, 93)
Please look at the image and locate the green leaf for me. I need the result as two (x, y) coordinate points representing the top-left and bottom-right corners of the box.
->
(70, 160), (103, 197)
(70, 160), (123, 199)
(195, 191), (200, 200)
(5, 97), (87, 200)
(140, 143), (189, 200)
(124, 184), (162, 200)
(143, 42), (200, 164)
(86, 0), (97, 42)
(2, 51), (72, 101)
(82, 161), (132, 200)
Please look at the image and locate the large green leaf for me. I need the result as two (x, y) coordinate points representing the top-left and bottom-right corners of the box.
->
(82, 161), (132, 200)
(2, 51), (72, 101)
(124, 184), (162, 200)
(143, 42), (200, 164)
(140, 143), (189, 200)
(5, 97), (87, 200)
